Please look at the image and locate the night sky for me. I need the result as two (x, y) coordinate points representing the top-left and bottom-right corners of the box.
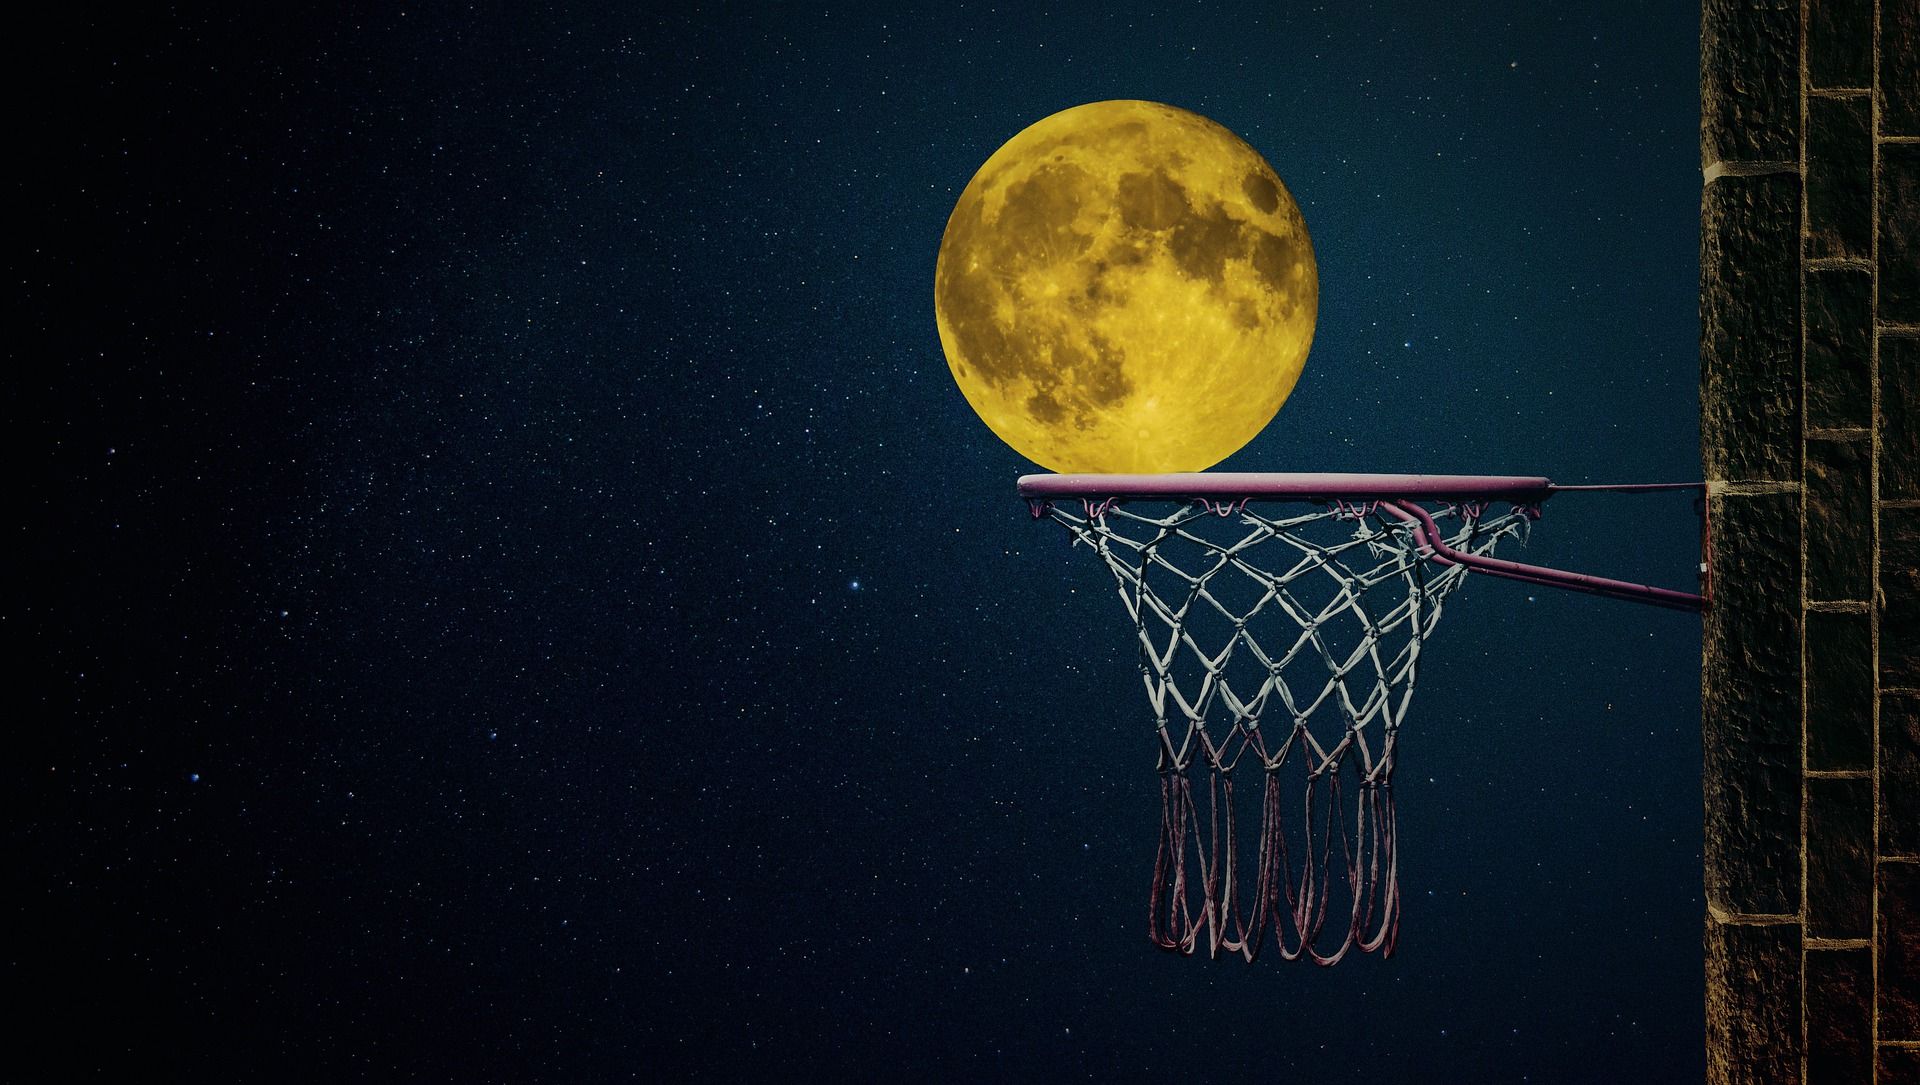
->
(21, 2), (1707, 1079)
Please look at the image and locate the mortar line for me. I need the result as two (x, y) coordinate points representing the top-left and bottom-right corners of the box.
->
(1871, 0), (1883, 1064)
(1808, 599), (1871, 612)
(1704, 159), (1799, 182)
(1707, 480), (1803, 495)
(1799, 7), (1812, 1070)
(1708, 904), (1803, 925)
(1808, 936), (1874, 949)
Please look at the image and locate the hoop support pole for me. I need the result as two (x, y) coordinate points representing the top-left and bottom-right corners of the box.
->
(1378, 500), (1706, 612)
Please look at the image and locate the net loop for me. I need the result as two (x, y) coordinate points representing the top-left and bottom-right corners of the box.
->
(1195, 496), (1251, 517)
(1331, 498), (1379, 521)
(1041, 495), (1529, 963)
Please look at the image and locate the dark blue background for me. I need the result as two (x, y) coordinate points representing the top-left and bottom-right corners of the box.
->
(20, 2), (1703, 1079)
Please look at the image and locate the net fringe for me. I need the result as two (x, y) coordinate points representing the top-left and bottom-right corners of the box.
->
(1045, 499), (1529, 962)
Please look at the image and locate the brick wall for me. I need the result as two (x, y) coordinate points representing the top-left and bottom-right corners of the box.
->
(1702, 1), (1919, 1082)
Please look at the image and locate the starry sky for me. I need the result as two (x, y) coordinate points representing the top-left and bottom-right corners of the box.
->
(21, 2), (1706, 1079)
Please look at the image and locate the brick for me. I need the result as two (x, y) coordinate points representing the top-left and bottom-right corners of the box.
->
(1804, 266), (1866, 432)
(1806, 777), (1873, 938)
(1884, 0), (1920, 136)
(1805, 267), (1872, 431)
(1885, 145), (1920, 326)
(1704, 492), (1802, 914)
(1705, 914), (1800, 1085)
(1702, 0), (1801, 165)
(1807, 610), (1874, 771)
(1885, 337), (1920, 501)
(1888, 694), (1920, 856)
(1807, 96), (1873, 260)
(1805, 438), (1872, 601)
(1804, 946), (1872, 1082)
(1882, 862), (1920, 1039)
(1808, 0), (1872, 88)
(1887, 507), (1920, 689)
(1703, 174), (1802, 483)
(1882, 1046), (1920, 1082)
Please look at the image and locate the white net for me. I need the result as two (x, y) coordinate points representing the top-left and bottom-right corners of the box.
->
(1037, 495), (1533, 963)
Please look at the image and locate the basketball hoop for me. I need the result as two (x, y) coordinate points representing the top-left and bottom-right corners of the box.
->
(1019, 472), (1704, 964)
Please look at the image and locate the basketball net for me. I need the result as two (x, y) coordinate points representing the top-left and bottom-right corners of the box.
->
(1034, 496), (1533, 963)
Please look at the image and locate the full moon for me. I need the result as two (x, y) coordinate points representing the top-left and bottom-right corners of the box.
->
(935, 100), (1317, 473)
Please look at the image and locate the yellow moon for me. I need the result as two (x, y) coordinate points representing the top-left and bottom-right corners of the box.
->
(935, 100), (1317, 473)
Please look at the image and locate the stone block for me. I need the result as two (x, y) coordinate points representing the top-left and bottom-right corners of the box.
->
(1807, 610), (1874, 771)
(1705, 914), (1800, 1085)
(1882, 862), (1920, 1039)
(1885, 337), (1920, 501)
(1882, 1045), (1920, 1082)
(1885, 144), (1920, 326)
(1807, 96), (1873, 260)
(1884, 0), (1920, 136)
(1704, 491), (1803, 914)
(1702, 0), (1801, 165)
(1887, 694), (1920, 857)
(1805, 267), (1872, 431)
(1703, 173), (1802, 483)
(1807, 776), (1874, 938)
(1886, 507), (1920, 689)
(1808, 0), (1872, 88)
(1805, 438), (1872, 601)
(1804, 945), (1872, 1082)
